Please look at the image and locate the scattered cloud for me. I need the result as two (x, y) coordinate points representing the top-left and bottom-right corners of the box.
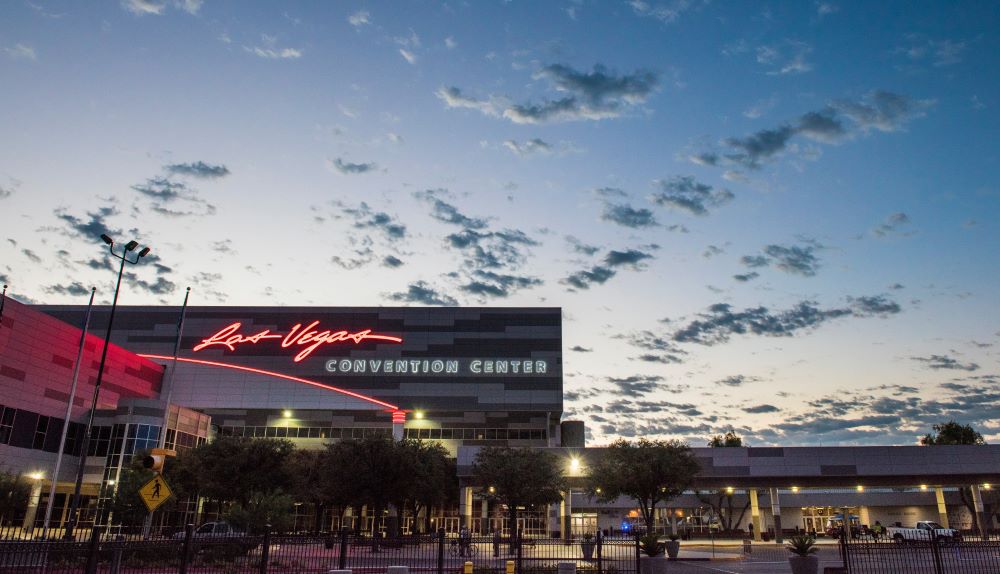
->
(895, 35), (968, 67)
(670, 295), (901, 346)
(756, 41), (812, 75)
(570, 345), (592, 353)
(872, 212), (912, 238)
(607, 375), (664, 395)
(165, 161), (230, 179)
(385, 281), (458, 306)
(4, 44), (37, 61)
(601, 203), (658, 228)
(733, 272), (759, 282)
(503, 138), (553, 157)
(51, 205), (121, 240)
(649, 176), (734, 216)
(246, 34), (302, 60)
(912, 354), (979, 372)
(739, 241), (822, 277)
(399, 49), (417, 64)
(716, 375), (758, 387)
(131, 177), (216, 217)
(629, 0), (698, 24)
(332, 201), (407, 240)
(382, 255), (404, 268)
(327, 157), (378, 175)
(562, 247), (657, 290)
(414, 189), (487, 229)
(348, 10), (370, 28)
(743, 404), (780, 414)
(694, 91), (932, 171)
(439, 63), (658, 124)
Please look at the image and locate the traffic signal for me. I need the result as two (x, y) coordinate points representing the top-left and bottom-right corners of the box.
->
(142, 453), (166, 473)
(141, 448), (176, 474)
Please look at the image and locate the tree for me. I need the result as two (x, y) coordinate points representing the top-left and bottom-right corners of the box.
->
(287, 448), (340, 532)
(106, 456), (159, 527)
(707, 431), (743, 448)
(920, 421), (989, 532)
(920, 421), (985, 445)
(324, 437), (416, 549)
(0, 467), (30, 526)
(700, 432), (750, 532)
(401, 440), (455, 533)
(586, 438), (700, 533)
(473, 447), (566, 539)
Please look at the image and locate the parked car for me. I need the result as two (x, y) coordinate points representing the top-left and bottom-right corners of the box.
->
(172, 521), (259, 556)
(885, 521), (962, 543)
(172, 521), (247, 539)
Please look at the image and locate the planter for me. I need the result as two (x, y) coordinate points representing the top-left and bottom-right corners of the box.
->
(581, 541), (595, 560)
(664, 540), (680, 559)
(788, 555), (819, 574)
(639, 555), (668, 574)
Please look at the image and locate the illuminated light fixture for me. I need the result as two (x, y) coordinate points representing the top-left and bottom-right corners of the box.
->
(920, 485), (928, 491)
(595, 487), (602, 494)
(282, 410), (292, 418)
(856, 485), (864, 493)
(984, 484), (992, 490)
(28, 471), (44, 481)
(725, 487), (734, 494)
(136, 354), (400, 410)
(391, 410), (407, 424)
(570, 457), (580, 472)
(107, 479), (116, 486)
(791, 486), (799, 493)
(488, 486), (496, 494)
(414, 411), (424, 420)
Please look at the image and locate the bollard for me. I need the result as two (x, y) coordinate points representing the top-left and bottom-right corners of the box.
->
(506, 560), (515, 574)
(557, 562), (576, 574)
(463, 561), (474, 574)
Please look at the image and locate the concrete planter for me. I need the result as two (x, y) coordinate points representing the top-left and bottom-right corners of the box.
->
(788, 555), (819, 574)
(639, 555), (668, 574)
(664, 540), (680, 558)
(581, 540), (595, 560)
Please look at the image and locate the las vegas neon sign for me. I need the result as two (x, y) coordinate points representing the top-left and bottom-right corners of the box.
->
(193, 321), (403, 362)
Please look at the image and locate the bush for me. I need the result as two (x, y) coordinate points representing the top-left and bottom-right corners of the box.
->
(786, 535), (818, 557)
(639, 534), (662, 557)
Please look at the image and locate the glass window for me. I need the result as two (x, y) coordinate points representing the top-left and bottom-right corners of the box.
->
(275, 427), (287, 438)
(33, 416), (49, 450)
(430, 428), (441, 439)
(418, 428), (430, 439)
(441, 428), (454, 439)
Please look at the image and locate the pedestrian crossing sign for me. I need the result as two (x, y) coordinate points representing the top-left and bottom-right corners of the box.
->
(138, 475), (173, 512)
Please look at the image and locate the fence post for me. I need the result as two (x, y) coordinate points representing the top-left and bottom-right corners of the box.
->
(839, 531), (849, 571)
(84, 524), (102, 574)
(258, 524), (272, 574)
(634, 532), (641, 574)
(437, 529), (445, 574)
(596, 535), (603, 574)
(339, 528), (350, 570)
(516, 529), (523, 574)
(179, 523), (194, 574)
(930, 534), (944, 574)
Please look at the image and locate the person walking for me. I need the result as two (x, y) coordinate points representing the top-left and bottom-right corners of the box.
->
(459, 526), (471, 557)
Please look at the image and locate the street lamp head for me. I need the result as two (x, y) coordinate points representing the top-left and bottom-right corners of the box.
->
(100, 234), (113, 246)
(137, 247), (151, 258)
(124, 240), (139, 252)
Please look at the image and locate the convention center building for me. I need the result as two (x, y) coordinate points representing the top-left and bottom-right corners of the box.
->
(0, 297), (997, 539)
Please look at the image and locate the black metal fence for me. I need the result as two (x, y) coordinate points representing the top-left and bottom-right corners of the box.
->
(0, 528), (641, 574)
(841, 531), (1000, 574)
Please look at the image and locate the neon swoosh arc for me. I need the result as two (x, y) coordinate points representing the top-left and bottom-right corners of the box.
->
(137, 354), (399, 410)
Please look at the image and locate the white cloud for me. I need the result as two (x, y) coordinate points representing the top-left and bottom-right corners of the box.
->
(348, 10), (370, 28)
(176, 0), (202, 14)
(245, 35), (302, 60)
(399, 48), (417, 65)
(445, 36), (457, 50)
(4, 44), (37, 61)
(121, 0), (166, 15)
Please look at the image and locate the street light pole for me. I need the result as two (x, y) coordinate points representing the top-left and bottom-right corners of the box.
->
(63, 235), (150, 539)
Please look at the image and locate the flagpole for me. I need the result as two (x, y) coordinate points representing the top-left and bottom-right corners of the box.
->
(41, 287), (96, 539)
(157, 286), (191, 450)
(143, 287), (190, 538)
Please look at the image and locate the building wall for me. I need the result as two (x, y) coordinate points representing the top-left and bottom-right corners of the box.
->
(0, 298), (164, 479)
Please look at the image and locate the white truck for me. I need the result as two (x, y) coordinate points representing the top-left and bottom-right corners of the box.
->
(886, 521), (962, 542)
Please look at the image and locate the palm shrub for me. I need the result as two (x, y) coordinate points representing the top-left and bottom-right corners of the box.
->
(639, 534), (662, 557)
(786, 535), (818, 557)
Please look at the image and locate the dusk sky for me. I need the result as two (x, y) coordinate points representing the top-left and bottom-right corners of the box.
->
(1, 1), (998, 447)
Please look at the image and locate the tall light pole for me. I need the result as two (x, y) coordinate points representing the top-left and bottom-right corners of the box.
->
(64, 234), (150, 539)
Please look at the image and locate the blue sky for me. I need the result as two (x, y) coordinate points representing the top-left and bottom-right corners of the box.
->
(1, 0), (998, 446)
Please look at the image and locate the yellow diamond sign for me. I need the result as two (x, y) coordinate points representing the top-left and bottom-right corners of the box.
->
(138, 475), (173, 512)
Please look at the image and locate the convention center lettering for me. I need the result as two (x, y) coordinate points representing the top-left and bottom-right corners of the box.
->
(192, 321), (550, 376)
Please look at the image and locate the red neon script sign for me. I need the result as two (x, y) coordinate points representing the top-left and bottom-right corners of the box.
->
(193, 321), (403, 362)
